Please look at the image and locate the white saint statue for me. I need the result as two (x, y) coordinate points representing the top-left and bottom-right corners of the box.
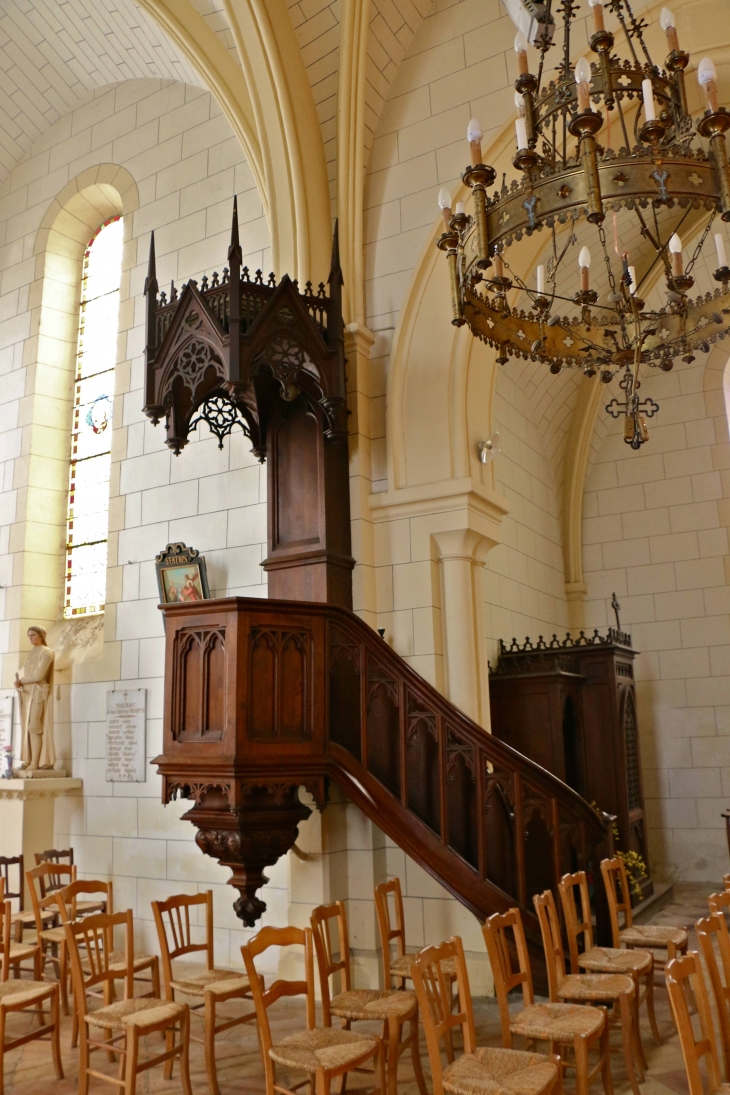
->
(14, 626), (55, 770)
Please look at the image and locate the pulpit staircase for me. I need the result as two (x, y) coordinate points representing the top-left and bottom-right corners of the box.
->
(154, 596), (612, 969)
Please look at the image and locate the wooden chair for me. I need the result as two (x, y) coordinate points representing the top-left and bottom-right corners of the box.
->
(710, 889), (730, 926)
(724, 873), (730, 891)
(411, 934), (561, 1095)
(0, 899), (40, 982)
(666, 951), (728, 1095)
(0, 899), (62, 1095)
(311, 901), (427, 1095)
(26, 861), (75, 1014)
(57, 880), (160, 1048)
(35, 849), (105, 916)
(152, 890), (254, 1095)
(0, 855), (54, 939)
(483, 906), (611, 1095)
(559, 870), (661, 1045)
(374, 877), (456, 1059)
(65, 908), (192, 1095)
(696, 915), (730, 1082)
(601, 857), (688, 967)
(242, 924), (386, 1095)
(534, 888), (642, 1095)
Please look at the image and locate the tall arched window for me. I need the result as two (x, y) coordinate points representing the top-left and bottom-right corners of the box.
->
(64, 217), (123, 618)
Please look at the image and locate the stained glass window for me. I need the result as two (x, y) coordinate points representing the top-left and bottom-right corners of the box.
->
(64, 217), (123, 618)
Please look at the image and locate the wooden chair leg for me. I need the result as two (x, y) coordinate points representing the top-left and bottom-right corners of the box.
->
(179, 1008), (193, 1095)
(124, 1025), (139, 1095)
(205, 993), (219, 1095)
(59, 943), (69, 1016)
(386, 1016), (400, 1095)
(0, 1006), (6, 1095)
(619, 993), (641, 1095)
(164, 1026), (175, 1080)
(79, 1020), (90, 1095)
(644, 966), (662, 1045)
(50, 986), (64, 1081)
(409, 1014), (428, 1095)
(632, 975), (648, 1073)
(316, 1068), (332, 1095)
(375, 1040), (387, 1095)
(599, 1017), (614, 1095)
(574, 1034), (589, 1095)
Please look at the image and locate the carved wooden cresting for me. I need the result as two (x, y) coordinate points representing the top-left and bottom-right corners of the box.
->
(143, 201), (353, 608)
(489, 628), (651, 903)
(156, 597), (612, 955)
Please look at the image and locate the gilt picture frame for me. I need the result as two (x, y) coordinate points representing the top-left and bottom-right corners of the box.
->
(155, 542), (210, 605)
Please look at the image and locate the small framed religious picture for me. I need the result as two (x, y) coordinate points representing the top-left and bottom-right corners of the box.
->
(155, 542), (210, 604)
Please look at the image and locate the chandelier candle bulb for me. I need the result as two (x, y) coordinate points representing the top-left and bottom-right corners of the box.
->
(536, 265), (546, 294)
(438, 187), (452, 230)
(493, 252), (504, 279)
(514, 30), (529, 76)
(628, 265), (638, 294)
(669, 233), (683, 276)
(515, 115), (528, 149)
(642, 78), (656, 122)
(467, 118), (483, 166)
(660, 7), (679, 52)
(716, 232), (728, 268)
(698, 57), (719, 112)
(579, 246), (591, 291)
(575, 57), (593, 111)
(587, 0), (605, 33)
(455, 201), (465, 215)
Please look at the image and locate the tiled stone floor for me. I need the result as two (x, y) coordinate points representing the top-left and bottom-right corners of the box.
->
(2, 883), (720, 1094)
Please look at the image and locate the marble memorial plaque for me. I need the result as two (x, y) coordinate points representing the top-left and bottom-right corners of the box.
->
(106, 689), (146, 782)
(0, 691), (14, 752)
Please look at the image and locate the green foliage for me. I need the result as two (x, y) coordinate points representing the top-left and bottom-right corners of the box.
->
(590, 801), (647, 900)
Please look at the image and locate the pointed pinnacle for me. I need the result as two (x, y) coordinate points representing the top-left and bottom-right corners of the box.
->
(329, 218), (343, 286)
(145, 231), (157, 289)
(229, 196), (240, 254)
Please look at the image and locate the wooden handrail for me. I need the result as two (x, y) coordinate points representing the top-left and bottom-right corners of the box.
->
(153, 597), (610, 958)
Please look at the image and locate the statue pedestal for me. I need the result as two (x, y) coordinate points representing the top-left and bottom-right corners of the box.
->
(0, 777), (82, 905)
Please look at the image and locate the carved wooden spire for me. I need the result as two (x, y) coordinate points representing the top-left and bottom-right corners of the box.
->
(143, 231), (160, 421)
(228, 197), (242, 383)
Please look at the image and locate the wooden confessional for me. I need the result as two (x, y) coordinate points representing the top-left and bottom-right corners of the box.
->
(143, 201), (613, 955)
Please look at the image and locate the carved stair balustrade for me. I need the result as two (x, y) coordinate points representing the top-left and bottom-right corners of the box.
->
(154, 597), (611, 964)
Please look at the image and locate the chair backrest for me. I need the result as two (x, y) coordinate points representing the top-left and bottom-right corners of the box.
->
(666, 951), (723, 1095)
(65, 910), (134, 1022)
(482, 908), (535, 1045)
(0, 900), (16, 981)
(600, 857), (632, 946)
(241, 926), (315, 1092)
(311, 902), (352, 1025)
(26, 862), (76, 932)
(56, 879), (113, 924)
(151, 891), (214, 996)
(696, 914), (730, 1082)
(724, 873), (730, 892)
(34, 849), (73, 897)
(709, 889), (730, 926)
(0, 856), (22, 910)
(411, 936), (475, 1095)
(533, 890), (566, 1001)
(374, 878), (406, 985)
(559, 870), (594, 972)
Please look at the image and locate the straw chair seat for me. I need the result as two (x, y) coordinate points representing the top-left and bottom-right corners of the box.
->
(619, 925), (687, 949)
(86, 997), (185, 1032)
(40, 926), (66, 946)
(269, 1025), (378, 1072)
(0, 979), (52, 1006)
(578, 947), (652, 974)
(443, 1046), (558, 1095)
(509, 1001), (604, 1042)
(391, 953), (456, 979)
(557, 973), (634, 1001)
(170, 968), (250, 997)
(330, 988), (417, 1021)
(8, 941), (37, 963)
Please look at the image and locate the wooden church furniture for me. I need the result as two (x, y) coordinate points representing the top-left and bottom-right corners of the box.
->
(26, 861), (75, 1014)
(666, 951), (729, 1095)
(410, 934), (561, 1095)
(601, 857), (688, 968)
(311, 901), (427, 1095)
(151, 889), (254, 1095)
(696, 915), (730, 1082)
(712, 890), (730, 923)
(489, 627), (652, 902)
(0, 856), (52, 940)
(242, 924), (386, 1095)
(0, 899), (39, 981)
(35, 848), (105, 915)
(558, 870), (661, 1046)
(533, 889), (642, 1095)
(56, 880), (160, 1048)
(724, 873), (730, 891)
(65, 908), (192, 1095)
(0, 904), (62, 1095)
(146, 196), (611, 950)
(483, 906), (611, 1095)
(373, 877), (456, 1061)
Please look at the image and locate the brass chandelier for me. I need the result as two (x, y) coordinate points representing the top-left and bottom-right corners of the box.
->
(437, 0), (730, 447)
